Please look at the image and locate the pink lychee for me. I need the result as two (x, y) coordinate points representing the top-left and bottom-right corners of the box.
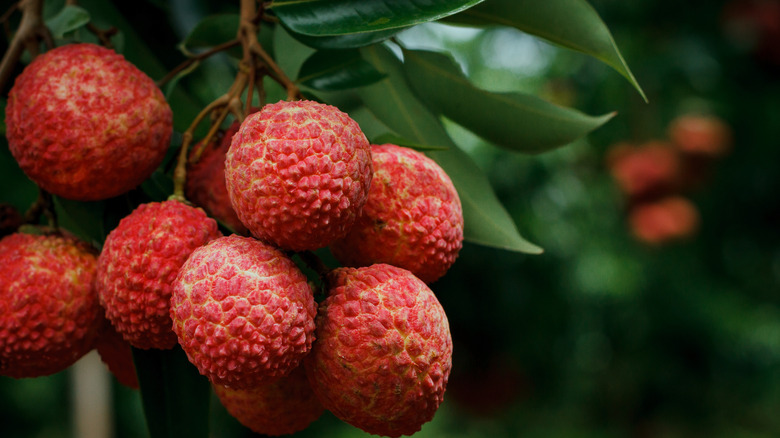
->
(305, 264), (453, 437)
(224, 100), (373, 251)
(97, 200), (221, 350)
(94, 315), (139, 389)
(5, 43), (172, 201)
(0, 232), (102, 378)
(330, 144), (464, 283)
(170, 235), (317, 389)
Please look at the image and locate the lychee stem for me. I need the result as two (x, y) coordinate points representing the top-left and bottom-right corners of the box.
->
(23, 188), (57, 228)
(157, 39), (240, 88)
(297, 250), (332, 280)
(0, 0), (50, 92)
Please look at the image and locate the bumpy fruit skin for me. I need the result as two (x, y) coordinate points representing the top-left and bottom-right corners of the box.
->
(331, 144), (464, 284)
(5, 43), (172, 201)
(225, 100), (373, 251)
(0, 232), (101, 378)
(171, 235), (316, 389)
(306, 264), (453, 437)
(213, 365), (323, 436)
(97, 200), (221, 350)
(186, 121), (248, 234)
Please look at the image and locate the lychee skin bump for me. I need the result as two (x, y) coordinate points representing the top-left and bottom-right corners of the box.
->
(213, 365), (323, 436)
(0, 232), (101, 378)
(331, 144), (464, 284)
(5, 43), (172, 201)
(97, 200), (222, 350)
(305, 264), (453, 437)
(171, 235), (317, 389)
(225, 100), (373, 251)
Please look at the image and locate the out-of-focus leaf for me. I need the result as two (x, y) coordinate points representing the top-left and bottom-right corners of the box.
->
(403, 49), (615, 154)
(133, 347), (211, 438)
(52, 197), (105, 244)
(163, 60), (200, 100)
(140, 169), (174, 202)
(286, 27), (406, 50)
(371, 133), (449, 151)
(298, 50), (385, 91)
(447, 0), (646, 100)
(0, 99), (5, 135)
(180, 14), (239, 53)
(45, 5), (90, 39)
(270, 0), (483, 35)
(357, 45), (542, 254)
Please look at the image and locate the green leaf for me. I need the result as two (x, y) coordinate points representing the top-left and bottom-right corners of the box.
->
(133, 346), (211, 438)
(371, 133), (449, 151)
(270, 0), (484, 36)
(447, 0), (646, 101)
(45, 5), (90, 39)
(357, 45), (542, 254)
(285, 27), (406, 50)
(298, 50), (385, 91)
(52, 197), (106, 245)
(181, 14), (239, 52)
(403, 49), (615, 154)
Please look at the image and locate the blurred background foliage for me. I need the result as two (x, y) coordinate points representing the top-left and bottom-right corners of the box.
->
(2, 0), (779, 437)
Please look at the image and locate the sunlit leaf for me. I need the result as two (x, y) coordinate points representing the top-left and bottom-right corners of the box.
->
(356, 45), (542, 253)
(45, 5), (90, 39)
(270, 0), (483, 35)
(447, 0), (646, 101)
(403, 49), (615, 154)
(298, 50), (385, 91)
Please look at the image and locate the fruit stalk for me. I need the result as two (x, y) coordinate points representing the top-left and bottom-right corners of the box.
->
(0, 0), (49, 91)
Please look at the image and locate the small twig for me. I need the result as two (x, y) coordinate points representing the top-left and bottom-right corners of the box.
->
(24, 189), (56, 228)
(0, 0), (45, 92)
(85, 23), (117, 48)
(250, 42), (301, 100)
(157, 38), (240, 87)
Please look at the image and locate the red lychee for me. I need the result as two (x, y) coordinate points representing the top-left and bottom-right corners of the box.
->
(305, 264), (453, 437)
(186, 121), (248, 235)
(5, 43), (172, 201)
(0, 232), (101, 378)
(628, 196), (700, 245)
(213, 365), (323, 436)
(606, 141), (682, 199)
(330, 144), (464, 284)
(224, 100), (373, 251)
(94, 315), (139, 389)
(97, 200), (221, 350)
(668, 114), (733, 157)
(170, 235), (317, 389)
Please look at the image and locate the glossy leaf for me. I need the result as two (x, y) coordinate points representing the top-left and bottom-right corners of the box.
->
(447, 0), (646, 100)
(357, 45), (542, 253)
(52, 197), (105, 245)
(133, 347), (211, 438)
(270, 0), (483, 36)
(45, 5), (90, 39)
(298, 50), (385, 91)
(284, 27), (405, 50)
(403, 49), (615, 154)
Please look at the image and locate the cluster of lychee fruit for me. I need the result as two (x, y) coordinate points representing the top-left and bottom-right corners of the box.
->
(1, 42), (463, 437)
(606, 113), (732, 245)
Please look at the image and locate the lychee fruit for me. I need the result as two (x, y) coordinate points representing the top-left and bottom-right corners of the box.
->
(213, 364), (323, 436)
(225, 100), (373, 251)
(0, 232), (102, 378)
(668, 114), (733, 157)
(305, 264), (453, 437)
(170, 234), (317, 389)
(186, 121), (248, 234)
(330, 144), (464, 284)
(97, 200), (221, 350)
(628, 196), (700, 245)
(94, 315), (139, 389)
(5, 43), (172, 201)
(606, 141), (682, 199)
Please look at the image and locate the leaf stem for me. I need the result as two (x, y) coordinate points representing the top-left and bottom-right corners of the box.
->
(0, 0), (48, 92)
